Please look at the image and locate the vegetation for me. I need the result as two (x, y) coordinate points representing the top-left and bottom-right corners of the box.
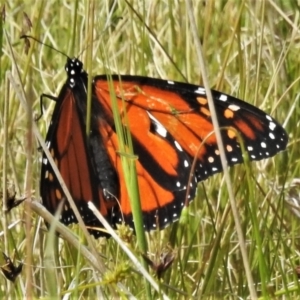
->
(0, 0), (298, 298)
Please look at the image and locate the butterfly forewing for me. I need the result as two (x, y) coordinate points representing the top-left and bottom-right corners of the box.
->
(94, 75), (288, 183)
(40, 83), (113, 237)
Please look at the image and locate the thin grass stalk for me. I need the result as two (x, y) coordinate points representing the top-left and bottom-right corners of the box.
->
(104, 70), (152, 295)
(185, 0), (257, 298)
(99, 26), (150, 293)
(85, 0), (94, 136)
(242, 141), (270, 296)
(2, 70), (10, 292)
(70, 0), (79, 55)
(2, 73), (9, 246)
(216, 1), (245, 91)
(253, 1), (265, 107)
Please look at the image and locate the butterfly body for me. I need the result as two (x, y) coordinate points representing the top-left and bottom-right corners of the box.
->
(40, 58), (288, 237)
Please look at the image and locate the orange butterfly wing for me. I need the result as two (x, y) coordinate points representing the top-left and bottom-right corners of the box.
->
(40, 86), (113, 236)
(93, 100), (194, 229)
(93, 75), (287, 229)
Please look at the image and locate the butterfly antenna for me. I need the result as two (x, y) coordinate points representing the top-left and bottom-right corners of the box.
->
(20, 35), (69, 59)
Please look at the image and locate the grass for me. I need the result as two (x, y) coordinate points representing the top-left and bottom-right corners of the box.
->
(0, 0), (299, 298)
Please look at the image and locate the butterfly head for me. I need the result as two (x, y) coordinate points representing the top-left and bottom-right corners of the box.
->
(65, 58), (85, 88)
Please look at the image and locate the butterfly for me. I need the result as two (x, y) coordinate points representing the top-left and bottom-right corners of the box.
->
(38, 56), (287, 238)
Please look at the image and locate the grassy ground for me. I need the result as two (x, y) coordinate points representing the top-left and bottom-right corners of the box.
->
(0, 0), (299, 298)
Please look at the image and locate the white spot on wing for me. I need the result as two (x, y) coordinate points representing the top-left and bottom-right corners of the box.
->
(155, 124), (167, 137)
(269, 132), (275, 139)
(261, 142), (267, 148)
(269, 122), (276, 131)
(147, 112), (167, 137)
(228, 104), (240, 111)
(219, 94), (228, 101)
(208, 156), (214, 163)
(174, 140), (183, 151)
(195, 87), (206, 95)
(266, 115), (272, 121)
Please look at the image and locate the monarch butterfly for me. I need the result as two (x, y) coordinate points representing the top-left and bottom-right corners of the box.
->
(30, 41), (287, 237)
